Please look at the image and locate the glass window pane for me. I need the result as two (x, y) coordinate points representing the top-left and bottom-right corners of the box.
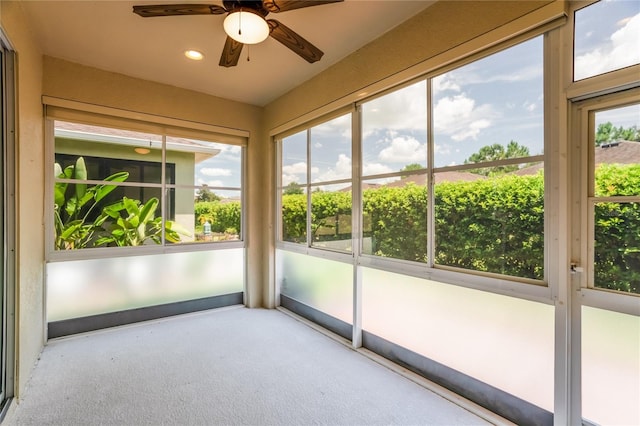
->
(310, 183), (352, 252)
(167, 136), (242, 188)
(54, 182), (164, 250)
(582, 306), (640, 426)
(362, 81), (427, 176)
(277, 249), (353, 325)
(594, 201), (640, 293)
(434, 165), (544, 279)
(362, 175), (428, 262)
(574, 0), (640, 81)
(282, 130), (308, 187)
(168, 187), (241, 244)
(362, 267), (554, 411)
(432, 37), (543, 168)
(47, 249), (244, 321)
(281, 187), (307, 244)
(310, 113), (352, 183)
(594, 104), (640, 197)
(55, 121), (163, 184)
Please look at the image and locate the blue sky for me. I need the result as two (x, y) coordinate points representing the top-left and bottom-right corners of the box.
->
(574, 0), (640, 81)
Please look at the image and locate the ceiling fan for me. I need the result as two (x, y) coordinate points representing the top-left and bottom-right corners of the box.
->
(133, 1), (343, 67)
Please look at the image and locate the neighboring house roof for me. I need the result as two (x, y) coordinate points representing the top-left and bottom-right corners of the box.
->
(515, 140), (640, 176)
(384, 171), (485, 187)
(595, 140), (640, 165)
(55, 121), (220, 163)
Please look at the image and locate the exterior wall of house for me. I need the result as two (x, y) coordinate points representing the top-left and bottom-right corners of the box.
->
(0, 1), (46, 399)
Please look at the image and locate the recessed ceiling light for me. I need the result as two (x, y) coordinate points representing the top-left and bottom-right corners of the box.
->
(184, 50), (204, 61)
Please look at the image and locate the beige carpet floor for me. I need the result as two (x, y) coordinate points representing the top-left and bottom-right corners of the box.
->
(4, 306), (499, 425)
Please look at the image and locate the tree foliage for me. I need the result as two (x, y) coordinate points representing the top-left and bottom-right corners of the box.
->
(283, 182), (304, 195)
(195, 185), (221, 202)
(464, 141), (531, 176)
(400, 163), (424, 177)
(595, 122), (640, 146)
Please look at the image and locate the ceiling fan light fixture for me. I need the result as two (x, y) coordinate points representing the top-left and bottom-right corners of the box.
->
(223, 9), (269, 45)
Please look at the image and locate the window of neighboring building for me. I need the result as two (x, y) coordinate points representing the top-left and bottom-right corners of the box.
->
(53, 120), (243, 250)
(574, 0), (640, 81)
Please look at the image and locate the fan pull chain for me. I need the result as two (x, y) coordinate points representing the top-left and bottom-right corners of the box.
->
(238, 10), (242, 36)
(247, 44), (251, 62)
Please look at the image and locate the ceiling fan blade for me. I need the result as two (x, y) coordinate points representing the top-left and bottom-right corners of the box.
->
(219, 36), (244, 67)
(132, 4), (227, 17)
(262, 0), (342, 13)
(267, 20), (323, 63)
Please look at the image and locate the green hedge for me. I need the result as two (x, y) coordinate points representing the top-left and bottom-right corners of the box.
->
(194, 201), (241, 234)
(201, 165), (640, 293)
(434, 174), (544, 279)
(593, 164), (640, 293)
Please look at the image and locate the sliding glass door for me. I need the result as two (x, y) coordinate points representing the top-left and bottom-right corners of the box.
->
(0, 37), (16, 407)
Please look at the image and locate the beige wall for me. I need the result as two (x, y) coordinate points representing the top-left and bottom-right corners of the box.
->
(1, 1), (45, 399)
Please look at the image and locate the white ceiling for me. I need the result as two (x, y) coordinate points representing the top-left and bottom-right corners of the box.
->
(22, 0), (434, 106)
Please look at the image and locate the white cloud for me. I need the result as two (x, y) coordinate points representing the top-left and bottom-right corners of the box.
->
(362, 82), (427, 134)
(318, 154), (352, 181)
(523, 101), (537, 112)
(575, 12), (640, 80)
(314, 142), (323, 148)
(281, 161), (312, 186)
(379, 136), (426, 163)
(282, 162), (307, 175)
(434, 143), (451, 156)
(362, 162), (393, 176)
(451, 119), (491, 142)
(432, 73), (461, 94)
(433, 94), (494, 141)
(200, 168), (232, 177)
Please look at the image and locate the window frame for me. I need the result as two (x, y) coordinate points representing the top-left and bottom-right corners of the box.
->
(571, 89), (640, 316)
(564, 0), (640, 316)
(275, 30), (558, 302)
(45, 103), (247, 262)
(276, 107), (355, 259)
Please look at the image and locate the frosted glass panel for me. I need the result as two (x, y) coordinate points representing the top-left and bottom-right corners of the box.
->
(582, 306), (640, 426)
(362, 268), (554, 410)
(277, 250), (352, 324)
(47, 249), (244, 321)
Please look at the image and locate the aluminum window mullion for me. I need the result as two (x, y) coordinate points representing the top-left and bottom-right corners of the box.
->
(426, 78), (435, 268)
(160, 134), (167, 245)
(352, 104), (363, 348)
(306, 128), (312, 248)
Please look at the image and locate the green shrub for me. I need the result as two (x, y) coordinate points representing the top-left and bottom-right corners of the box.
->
(194, 201), (242, 234)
